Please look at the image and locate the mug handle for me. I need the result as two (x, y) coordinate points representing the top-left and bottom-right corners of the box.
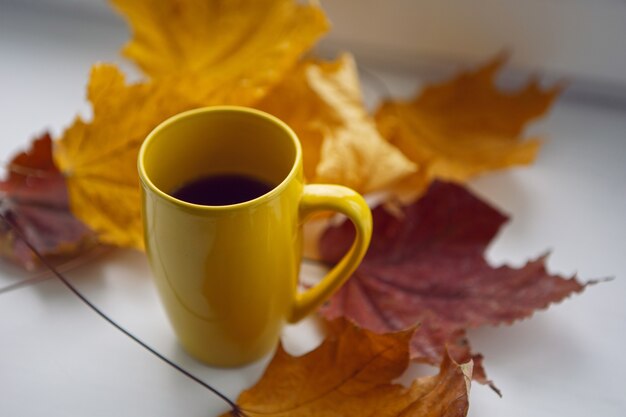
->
(288, 184), (373, 323)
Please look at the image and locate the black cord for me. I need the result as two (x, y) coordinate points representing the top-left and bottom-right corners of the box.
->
(0, 212), (243, 416)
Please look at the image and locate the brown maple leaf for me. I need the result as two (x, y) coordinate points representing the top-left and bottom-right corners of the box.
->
(221, 318), (471, 417)
(375, 54), (563, 202)
(318, 181), (587, 387)
(0, 134), (96, 270)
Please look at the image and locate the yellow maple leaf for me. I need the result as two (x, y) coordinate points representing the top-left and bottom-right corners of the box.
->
(53, 65), (186, 248)
(257, 54), (417, 195)
(375, 54), (563, 201)
(111, 0), (329, 104)
(220, 319), (472, 417)
(55, 0), (329, 248)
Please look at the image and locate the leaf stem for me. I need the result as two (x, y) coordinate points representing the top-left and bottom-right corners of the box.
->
(0, 212), (241, 415)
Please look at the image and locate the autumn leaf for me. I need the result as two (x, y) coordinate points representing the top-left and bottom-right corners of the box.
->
(318, 181), (587, 386)
(53, 65), (186, 248)
(375, 54), (563, 202)
(258, 53), (416, 194)
(111, 0), (329, 104)
(55, 0), (330, 249)
(0, 134), (96, 270)
(221, 318), (471, 417)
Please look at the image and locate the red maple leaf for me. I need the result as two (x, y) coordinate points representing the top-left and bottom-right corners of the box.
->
(318, 181), (588, 388)
(0, 133), (97, 270)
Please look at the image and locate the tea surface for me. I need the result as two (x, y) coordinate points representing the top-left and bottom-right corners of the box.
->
(171, 174), (274, 206)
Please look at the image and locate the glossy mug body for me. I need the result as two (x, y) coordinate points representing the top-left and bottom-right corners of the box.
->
(138, 106), (372, 366)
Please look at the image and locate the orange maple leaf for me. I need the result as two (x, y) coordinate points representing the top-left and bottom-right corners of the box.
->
(375, 54), (563, 202)
(221, 319), (472, 417)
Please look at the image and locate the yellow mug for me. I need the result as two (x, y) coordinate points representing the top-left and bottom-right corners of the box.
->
(138, 106), (372, 366)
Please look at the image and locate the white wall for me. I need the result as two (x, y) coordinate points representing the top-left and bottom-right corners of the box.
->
(5, 0), (626, 102)
(319, 0), (626, 85)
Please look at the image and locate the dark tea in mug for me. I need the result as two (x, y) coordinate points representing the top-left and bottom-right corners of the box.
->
(171, 174), (274, 206)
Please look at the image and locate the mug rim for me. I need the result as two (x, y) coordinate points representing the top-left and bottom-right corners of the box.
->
(138, 105), (303, 211)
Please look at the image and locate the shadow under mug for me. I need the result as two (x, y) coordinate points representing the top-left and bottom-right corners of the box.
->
(138, 106), (372, 366)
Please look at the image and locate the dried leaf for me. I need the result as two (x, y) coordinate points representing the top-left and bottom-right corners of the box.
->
(0, 134), (96, 270)
(56, 0), (329, 248)
(112, 0), (329, 104)
(257, 54), (416, 194)
(318, 181), (587, 385)
(375, 55), (562, 201)
(54, 65), (184, 248)
(221, 318), (471, 417)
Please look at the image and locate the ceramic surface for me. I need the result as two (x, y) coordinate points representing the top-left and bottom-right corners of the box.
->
(138, 106), (372, 366)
